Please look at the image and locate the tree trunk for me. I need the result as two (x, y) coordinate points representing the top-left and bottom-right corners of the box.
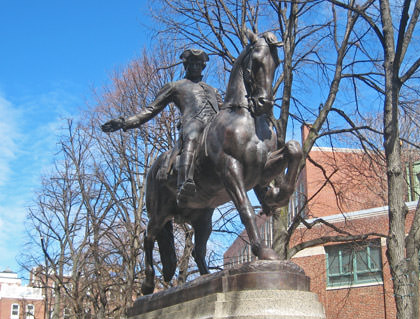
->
(177, 227), (194, 284)
(380, 0), (416, 317)
(406, 235), (419, 319)
(272, 206), (289, 260)
(384, 89), (414, 318)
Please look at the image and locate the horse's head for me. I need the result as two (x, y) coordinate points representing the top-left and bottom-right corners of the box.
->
(242, 29), (281, 115)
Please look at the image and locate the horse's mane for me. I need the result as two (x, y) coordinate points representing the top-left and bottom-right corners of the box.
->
(230, 33), (279, 81)
(230, 43), (252, 77)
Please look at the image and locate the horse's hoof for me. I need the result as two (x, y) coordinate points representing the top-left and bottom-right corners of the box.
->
(178, 179), (196, 196)
(141, 282), (155, 295)
(259, 247), (280, 260)
(265, 186), (293, 207)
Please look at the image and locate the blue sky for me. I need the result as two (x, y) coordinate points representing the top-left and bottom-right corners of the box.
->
(0, 1), (152, 276)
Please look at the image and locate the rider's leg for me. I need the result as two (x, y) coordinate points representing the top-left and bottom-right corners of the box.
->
(177, 141), (196, 191)
(177, 121), (202, 204)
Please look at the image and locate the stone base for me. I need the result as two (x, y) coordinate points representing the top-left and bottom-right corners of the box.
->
(127, 260), (325, 319)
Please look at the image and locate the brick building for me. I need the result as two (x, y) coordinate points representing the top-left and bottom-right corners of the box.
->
(29, 266), (89, 319)
(0, 270), (44, 319)
(28, 265), (129, 318)
(224, 125), (420, 319)
(0, 267), (83, 319)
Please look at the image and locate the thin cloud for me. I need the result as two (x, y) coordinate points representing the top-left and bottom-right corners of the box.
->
(0, 89), (80, 272)
(0, 95), (22, 188)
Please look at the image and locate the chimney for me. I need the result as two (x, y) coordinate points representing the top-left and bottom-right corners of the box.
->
(301, 123), (312, 145)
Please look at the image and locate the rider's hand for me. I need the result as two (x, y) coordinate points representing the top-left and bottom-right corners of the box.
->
(101, 117), (125, 132)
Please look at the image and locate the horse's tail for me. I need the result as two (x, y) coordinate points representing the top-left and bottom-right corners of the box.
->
(157, 220), (177, 282)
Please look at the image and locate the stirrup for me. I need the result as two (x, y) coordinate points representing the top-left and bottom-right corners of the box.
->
(176, 179), (196, 205)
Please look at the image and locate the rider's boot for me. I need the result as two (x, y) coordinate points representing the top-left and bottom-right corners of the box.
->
(177, 150), (196, 206)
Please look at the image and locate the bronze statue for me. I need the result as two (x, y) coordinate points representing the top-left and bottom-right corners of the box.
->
(102, 29), (302, 295)
(101, 49), (222, 205)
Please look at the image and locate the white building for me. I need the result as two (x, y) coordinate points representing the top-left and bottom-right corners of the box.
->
(0, 270), (44, 319)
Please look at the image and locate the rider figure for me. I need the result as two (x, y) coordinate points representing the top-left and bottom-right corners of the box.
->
(101, 49), (221, 205)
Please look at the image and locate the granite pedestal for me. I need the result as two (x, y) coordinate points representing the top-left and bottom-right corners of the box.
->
(127, 260), (325, 319)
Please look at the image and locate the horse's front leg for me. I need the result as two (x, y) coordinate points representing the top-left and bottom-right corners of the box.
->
(222, 157), (278, 260)
(262, 140), (302, 207)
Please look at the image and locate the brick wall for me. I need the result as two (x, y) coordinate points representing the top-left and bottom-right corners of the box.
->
(292, 242), (391, 319)
(289, 207), (419, 319)
(222, 125), (418, 318)
(0, 298), (44, 319)
(304, 147), (388, 218)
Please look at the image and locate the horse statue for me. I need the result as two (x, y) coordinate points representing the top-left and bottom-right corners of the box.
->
(139, 30), (302, 295)
(110, 29), (302, 295)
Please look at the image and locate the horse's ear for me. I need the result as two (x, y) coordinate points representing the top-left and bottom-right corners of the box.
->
(263, 32), (283, 47)
(244, 28), (258, 44)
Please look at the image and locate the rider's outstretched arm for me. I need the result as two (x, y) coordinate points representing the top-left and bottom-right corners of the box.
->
(123, 83), (174, 130)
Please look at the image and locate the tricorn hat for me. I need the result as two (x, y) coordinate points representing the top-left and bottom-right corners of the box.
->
(180, 49), (209, 67)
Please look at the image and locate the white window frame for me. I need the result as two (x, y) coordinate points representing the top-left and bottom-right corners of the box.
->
(406, 161), (420, 201)
(63, 307), (71, 319)
(11, 303), (20, 319)
(26, 303), (35, 319)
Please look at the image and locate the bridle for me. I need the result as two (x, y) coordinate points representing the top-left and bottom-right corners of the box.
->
(220, 34), (280, 116)
(241, 39), (277, 116)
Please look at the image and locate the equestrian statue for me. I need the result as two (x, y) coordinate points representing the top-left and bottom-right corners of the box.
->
(101, 29), (302, 295)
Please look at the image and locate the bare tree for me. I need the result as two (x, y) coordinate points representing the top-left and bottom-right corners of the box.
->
(24, 130), (91, 318)
(91, 47), (186, 295)
(23, 46), (205, 317)
(322, 1), (420, 317)
(147, 0), (379, 259)
(21, 1), (419, 317)
(146, 1), (420, 317)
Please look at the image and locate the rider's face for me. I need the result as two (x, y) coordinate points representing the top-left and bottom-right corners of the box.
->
(186, 61), (204, 78)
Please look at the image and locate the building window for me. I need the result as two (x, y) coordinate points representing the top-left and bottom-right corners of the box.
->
(406, 160), (420, 201)
(26, 304), (35, 319)
(11, 304), (19, 319)
(261, 217), (273, 247)
(288, 180), (306, 225)
(325, 239), (383, 287)
(64, 282), (73, 291)
(240, 244), (252, 263)
(64, 307), (71, 319)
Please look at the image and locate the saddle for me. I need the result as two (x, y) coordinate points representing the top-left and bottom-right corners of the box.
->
(156, 119), (214, 181)
(155, 139), (181, 181)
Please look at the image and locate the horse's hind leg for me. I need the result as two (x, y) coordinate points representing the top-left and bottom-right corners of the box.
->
(191, 208), (213, 274)
(222, 157), (278, 260)
(142, 153), (178, 295)
(142, 203), (175, 295)
(142, 221), (159, 295)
